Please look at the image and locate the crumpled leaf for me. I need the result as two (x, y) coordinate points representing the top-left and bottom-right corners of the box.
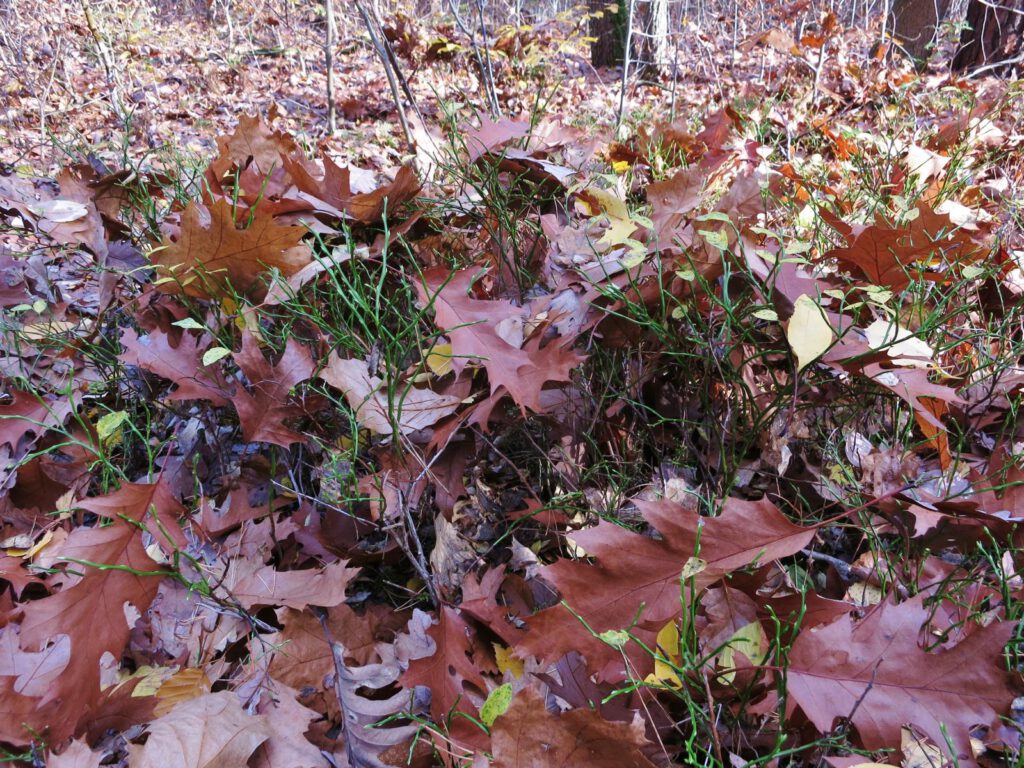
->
(319, 354), (461, 435)
(332, 638), (427, 768)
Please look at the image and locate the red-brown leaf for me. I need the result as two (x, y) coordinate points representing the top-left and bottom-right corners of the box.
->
(787, 592), (1016, 760)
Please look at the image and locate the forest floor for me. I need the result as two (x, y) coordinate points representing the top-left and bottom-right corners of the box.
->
(2, 1), (1024, 767)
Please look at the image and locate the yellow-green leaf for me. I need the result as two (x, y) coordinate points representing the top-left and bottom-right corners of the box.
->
(480, 683), (513, 726)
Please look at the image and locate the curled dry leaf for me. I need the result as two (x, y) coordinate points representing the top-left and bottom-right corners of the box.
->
(319, 354), (462, 435)
(331, 639), (427, 768)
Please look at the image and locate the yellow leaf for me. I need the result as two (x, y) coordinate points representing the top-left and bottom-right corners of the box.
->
(785, 294), (834, 371)
(681, 557), (706, 580)
(96, 410), (129, 447)
(130, 666), (170, 698)
(612, 159), (631, 173)
(645, 620), (683, 688)
(597, 216), (640, 249)
(7, 529), (53, 560)
(716, 621), (767, 684)
(494, 643), (524, 678)
(583, 187), (630, 222)
(426, 343), (454, 377)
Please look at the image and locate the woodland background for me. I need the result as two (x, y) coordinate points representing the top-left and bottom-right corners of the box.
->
(0, 0), (1023, 766)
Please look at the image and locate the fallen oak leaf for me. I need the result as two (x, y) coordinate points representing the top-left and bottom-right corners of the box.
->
(150, 197), (311, 301)
(206, 113), (301, 184)
(118, 327), (234, 407)
(522, 496), (814, 679)
(45, 738), (102, 768)
(0, 389), (75, 454)
(417, 266), (584, 413)
(490, 687), (659, 768)
(787, 591), (1015, 761)
(285, 155), (420, 224)
(249, 682), (326, 768)
(222, 559), (359, 610)
(7, 482), (184, 744)
(231, 332), (314, 447)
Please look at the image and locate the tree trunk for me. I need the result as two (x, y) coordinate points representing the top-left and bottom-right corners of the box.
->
(889, 0), (953, 66)
(636, 0), (671, 74)
(952, 0), (1024, 74)
(590, 0), (628, 67)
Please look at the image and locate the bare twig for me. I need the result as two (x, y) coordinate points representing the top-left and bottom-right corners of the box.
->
(354, 0), (415, 152)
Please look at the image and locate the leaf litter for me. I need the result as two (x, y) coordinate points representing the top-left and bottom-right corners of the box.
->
(0, 3), (1023, 768)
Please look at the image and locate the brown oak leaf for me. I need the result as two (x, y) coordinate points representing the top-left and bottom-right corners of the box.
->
(285, 155), (420, 224)
(150, 197), (311, 300)
(418, 266), (584, 412)
(8, 482), (183, 743)
(222, 559), (359, 610)
(119, 327), (234, 407)
(490, 688), (659, 768)
(231, 332), (314, 446)
(128, 691), (271, 768)
(318, 354), (461, 435)
(787, 592), (1016, 761)
(523, 496), (814, 677)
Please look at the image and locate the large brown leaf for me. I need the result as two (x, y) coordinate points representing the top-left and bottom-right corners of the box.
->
(118, 327), (234, 407)
(8, 482), (183, 743)
(489, 688), (659, 768)
(824, 203), (987, 292)
(206, 113), (301, 183)
(523, 497), (814, 676)
(285, 155), (420, 224)
(787, 592), (1016, 761)
(318, 354), (462, 435)
(401, 605), (490, 748)
(222, 558), (359, 610)
(128, 691), (271, 768)
(150, 197), (311, 300)
(0, 389), (74, 454)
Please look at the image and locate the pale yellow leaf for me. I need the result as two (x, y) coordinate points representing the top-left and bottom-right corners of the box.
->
(785, 294), (834, 371)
